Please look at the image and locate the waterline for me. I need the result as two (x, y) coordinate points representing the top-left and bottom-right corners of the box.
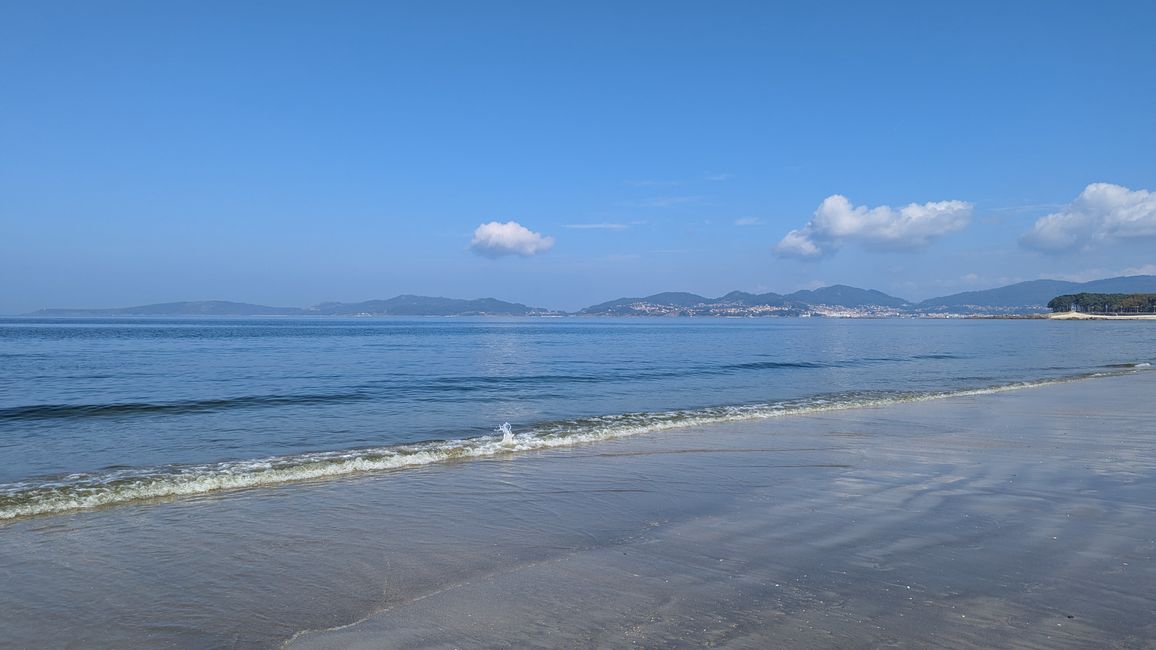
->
(0, 370), (1136, 521)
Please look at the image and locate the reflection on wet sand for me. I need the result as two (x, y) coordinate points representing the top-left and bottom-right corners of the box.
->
(1, 372), (1153, 648)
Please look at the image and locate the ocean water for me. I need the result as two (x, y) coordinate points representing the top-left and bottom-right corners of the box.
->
(3, 316), (1156, 649)
(1, 316), (1153, 520)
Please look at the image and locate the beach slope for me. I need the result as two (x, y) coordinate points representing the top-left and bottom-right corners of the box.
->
(1, 372), (1153, 648)
(288, 371), (1156, 649)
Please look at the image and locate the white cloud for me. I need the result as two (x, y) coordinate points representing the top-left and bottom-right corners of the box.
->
(469, 221), (554, 258)
(1125, 263), (1156, 276)
(1046, 264), (1156, 283)
(734, 217), (761, 226)
(564, 223), (628, 230)
(1020, 183), (1156, 253)
(775, 229), (823, 258)
(774, 195), (972, 259)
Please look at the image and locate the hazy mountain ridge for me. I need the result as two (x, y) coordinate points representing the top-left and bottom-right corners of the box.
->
(307, 295), (544, 316)
(581, 292), (713, 315)
(579, 276), (1156, 315)
(28, 297), (545, 317)
(30, 301), (305, 316)
(716, 291), (791, 306)
(24, 275), (1156, 316)
(917, 275), (1156, 311)
(581, 284), (907, 315)
(786, 285), (911, 308)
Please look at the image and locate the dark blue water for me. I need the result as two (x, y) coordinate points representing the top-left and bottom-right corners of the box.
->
(1, 316), (1153, 518)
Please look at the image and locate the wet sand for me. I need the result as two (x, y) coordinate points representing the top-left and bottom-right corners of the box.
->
(286, 371), (1156, 649)
(2, 372), (1154, 648)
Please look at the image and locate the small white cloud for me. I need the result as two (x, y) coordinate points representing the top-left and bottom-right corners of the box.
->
(734, 217), (761, 226)
(775, 228), (824, 258)
(961, 273), (981, 284)
(706, 173), (732, 182)
(774, 195), (972, 259)
(1124, 263), (1156, 276)
(469, 221), (554, 258)
(1048, 264), (1156, 283)
(1020, 183), (1156, 253)
(564, 223), (628, 230)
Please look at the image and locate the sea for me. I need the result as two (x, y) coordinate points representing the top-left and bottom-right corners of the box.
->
(2, 316), (1155, 648)
(1, 316), (1152, 521)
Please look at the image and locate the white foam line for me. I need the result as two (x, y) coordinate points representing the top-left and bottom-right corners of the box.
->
(0, 371), (1131, 521)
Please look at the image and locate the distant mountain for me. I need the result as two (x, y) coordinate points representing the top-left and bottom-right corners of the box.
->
(28, 296), (548, 317)
(29, 276), (1156, 318)
(309, 295), (544, 316)
(716, 291), (790, 306)
(1079, 275), (1156, 294)
(580, 292), (711, 315)
(29, 301), (304, 316)
(641, 292), (712, 307)
(917, 280), (1077, 310)
(919, 275), (1156, 311)
(785, 285), (910, 308)
(580, 286), (901, 315)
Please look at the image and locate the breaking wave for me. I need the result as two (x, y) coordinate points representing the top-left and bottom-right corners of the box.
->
(0, 370), (1137, 521)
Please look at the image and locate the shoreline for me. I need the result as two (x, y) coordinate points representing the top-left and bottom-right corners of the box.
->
(286, 370), (1156, 649)
(1, 370), (1153, 648)
(4, 372), (1125, 522)
(1049, 311), (1156, 320)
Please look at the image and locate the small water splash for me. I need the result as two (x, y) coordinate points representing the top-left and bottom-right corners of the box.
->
(0, 369), (1137, 521)
(498, 422), (516, 446)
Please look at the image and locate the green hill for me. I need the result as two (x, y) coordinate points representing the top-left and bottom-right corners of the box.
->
(920, 275), (1156, 311)
(310, 295), (542, 316)
(785, 285), (909, 308)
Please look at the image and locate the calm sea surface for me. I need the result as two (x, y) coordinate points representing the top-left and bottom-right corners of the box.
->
(1, 317), (1153, 519)
(2, 316), (1156, 648)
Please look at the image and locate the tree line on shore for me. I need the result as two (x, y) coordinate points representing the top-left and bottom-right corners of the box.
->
(1047, 293), (1156, 314)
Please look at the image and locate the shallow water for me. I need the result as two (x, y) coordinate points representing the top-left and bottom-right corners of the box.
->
(2, 317), (1153, 519)
(2, 318), (1155, 647)
(0, 372), (1152, 648)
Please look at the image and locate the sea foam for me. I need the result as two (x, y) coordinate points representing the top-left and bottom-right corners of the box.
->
(0, 370), (1136, 521)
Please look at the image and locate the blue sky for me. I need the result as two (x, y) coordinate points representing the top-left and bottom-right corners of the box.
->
(2, 1), (1155, 313)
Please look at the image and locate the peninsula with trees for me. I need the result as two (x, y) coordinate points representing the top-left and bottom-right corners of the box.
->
(1048, 293), (1156, 319)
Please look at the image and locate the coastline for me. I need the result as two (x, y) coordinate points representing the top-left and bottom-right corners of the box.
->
(1, 370), (1153, 648)
(1049, 312), (1156, 320)
(286, 370), (1156, 649)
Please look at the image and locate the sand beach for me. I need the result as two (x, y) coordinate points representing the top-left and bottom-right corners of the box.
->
(287, 371), (1156, 649)
(1049, 312), (1156, 320)
(1, 370), (1153, 648)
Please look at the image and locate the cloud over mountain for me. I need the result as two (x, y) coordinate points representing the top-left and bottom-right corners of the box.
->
(774, 195), (972, 259)
(1020, 183), (1156, 253)
(469, 221), (555, 258)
